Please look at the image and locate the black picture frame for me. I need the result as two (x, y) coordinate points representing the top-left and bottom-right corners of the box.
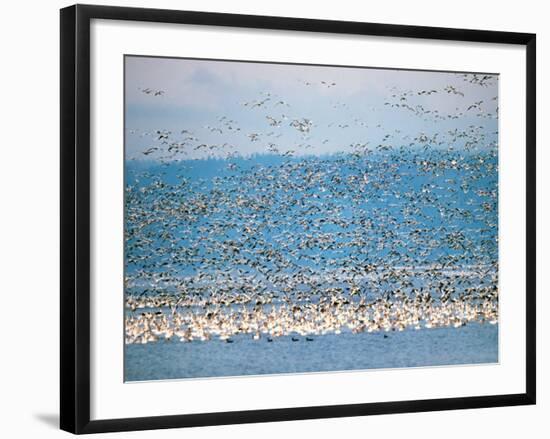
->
(60, 4), (536, 434)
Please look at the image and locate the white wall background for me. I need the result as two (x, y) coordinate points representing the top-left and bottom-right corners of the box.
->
(0, 0), (546, 437)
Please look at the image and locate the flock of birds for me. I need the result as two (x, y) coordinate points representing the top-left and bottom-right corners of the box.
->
(129, 72), (498, 163)
(125, 69), (499, 346)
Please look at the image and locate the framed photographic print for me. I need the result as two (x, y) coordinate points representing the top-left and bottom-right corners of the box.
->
(60, 4), (536, 434)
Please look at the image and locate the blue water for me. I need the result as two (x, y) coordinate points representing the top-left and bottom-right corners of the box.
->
(125, 323), (498, 381)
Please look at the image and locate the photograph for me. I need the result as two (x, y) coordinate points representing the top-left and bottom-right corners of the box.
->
(0, 0), (542, 437)
(123, 56), (499, 382)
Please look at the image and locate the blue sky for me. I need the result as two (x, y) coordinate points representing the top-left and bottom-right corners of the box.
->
(125, 56), (498, 160)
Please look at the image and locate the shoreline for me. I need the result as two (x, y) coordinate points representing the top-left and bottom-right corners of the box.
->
(125, 294), (498, 345)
